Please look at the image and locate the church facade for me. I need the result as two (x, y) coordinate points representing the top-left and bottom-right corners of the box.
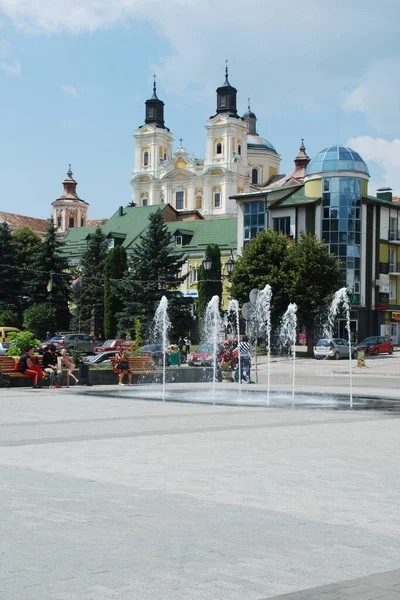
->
(131, 70), (280, 216)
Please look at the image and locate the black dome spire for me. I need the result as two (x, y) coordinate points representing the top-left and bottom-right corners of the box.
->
(145, 75), (166, 128)
(215, 61), (238, 118)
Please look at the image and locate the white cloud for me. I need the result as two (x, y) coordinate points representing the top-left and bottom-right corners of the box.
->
(61, 84), (79, 97)
(0, 38), (21, 75)
(347, 135), (400, 194)
(342, 57), (400, 133)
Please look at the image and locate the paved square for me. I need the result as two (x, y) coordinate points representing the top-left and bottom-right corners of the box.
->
(1, 386), (400, 599)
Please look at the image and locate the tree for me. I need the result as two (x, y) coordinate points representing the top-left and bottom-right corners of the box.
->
(0, 222), (22, 315)
(12, 227), (41, 268)
(230, 230), (291, 328)
(0, 309), (20, 328)
(23, 303), (56, 339)
(118, 209), (191, 337)
(73, 227), (108, 337)
(104, 245), (127, 338)
(8, 330), (41, 357)
(197, 244), (223, 327)
(29, 222), (71, 331)
(286, 233), (344, 354)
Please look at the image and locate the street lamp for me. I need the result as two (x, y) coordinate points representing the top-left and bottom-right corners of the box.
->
(225, 255), (235, 276)
(202, 255), (213, 271)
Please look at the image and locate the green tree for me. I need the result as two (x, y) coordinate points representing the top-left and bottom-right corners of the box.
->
(8, 330), (41, 357)
(230, 230), (291, 328)
(12, 226), (41, 268)
(286, 233), (345, 354)
(118, 209), (191, 337)
(197, 244), (223, 327)
(23, 303), (57, 339)
(73, 227), (108, 337)
(104, 245), (127, 338)
(0, 309), (20, 328)
(29, 222), (71, 330)
(0, 222), (22, 314)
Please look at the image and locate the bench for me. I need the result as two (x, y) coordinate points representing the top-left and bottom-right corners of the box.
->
(110, 355), (163, 377)
(0, 356), (44, 388)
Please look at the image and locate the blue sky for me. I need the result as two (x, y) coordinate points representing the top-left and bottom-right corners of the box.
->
(1, 0), (400, 219)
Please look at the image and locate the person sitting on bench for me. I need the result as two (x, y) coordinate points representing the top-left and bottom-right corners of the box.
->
(18, 346), (44, 388)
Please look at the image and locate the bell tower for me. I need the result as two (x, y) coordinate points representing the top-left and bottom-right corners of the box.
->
(52, 166), (89, 236)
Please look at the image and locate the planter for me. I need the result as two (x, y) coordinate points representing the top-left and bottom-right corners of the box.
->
(221, 370), (233, 383)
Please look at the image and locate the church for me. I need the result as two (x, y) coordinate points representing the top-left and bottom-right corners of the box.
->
(131, 68), (280, 215)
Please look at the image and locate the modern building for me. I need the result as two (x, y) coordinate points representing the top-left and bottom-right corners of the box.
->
(131, 71), (280, 215)
(231, 144), (400, 343)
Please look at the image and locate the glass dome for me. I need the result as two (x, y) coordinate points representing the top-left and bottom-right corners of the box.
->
(305, 145), (369, 177)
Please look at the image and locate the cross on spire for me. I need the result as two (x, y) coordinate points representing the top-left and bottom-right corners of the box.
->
(179, 137), (184, 147)
(247, 97), (251, 110)
(225, 58), (228, 77)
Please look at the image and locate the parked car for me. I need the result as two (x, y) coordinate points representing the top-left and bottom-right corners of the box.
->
(0, 342), (10, 356)
(314, 338), (357, 360)
(82, 350), (118, 367)
(38, 334), (97, 354)
(138, 344), (169, 366)
(94, 339), (126, 354)
(357, 336), (394, 355)
(188, 342), (222, 366)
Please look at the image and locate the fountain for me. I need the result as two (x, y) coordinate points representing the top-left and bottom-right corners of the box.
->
(152, 295), (171, 401)
(325, 287), (353, 408)
(228, 299), (241, 397)
(280, 303), (298, 406)
(255, 285), (273, 405)
(204, 295), (222, 404)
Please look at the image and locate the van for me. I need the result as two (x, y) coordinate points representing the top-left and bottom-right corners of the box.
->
(0, 327), (20, 342)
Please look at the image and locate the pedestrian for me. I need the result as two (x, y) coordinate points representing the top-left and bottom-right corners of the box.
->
(184, 335), (191, 356)
(42, 344), (62, 388)
(114, 348), (132, 386)
(18, 346), (44, 388)
(46, 331), (53, 342)
(239, 335), (254, 384)
(60, 349), (79, 387)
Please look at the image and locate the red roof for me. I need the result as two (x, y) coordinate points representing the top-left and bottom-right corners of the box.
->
(87, 219), (107, 227)
(0, 211), (49, 233)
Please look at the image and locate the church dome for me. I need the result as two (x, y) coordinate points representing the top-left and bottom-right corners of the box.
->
(247, 133), (278, 154)
(243, 108), (256, 119)
(305, 145), (369, 177)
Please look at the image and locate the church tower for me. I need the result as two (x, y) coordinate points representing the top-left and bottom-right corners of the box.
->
(131, 78), (174, 206)
(52, 166), (88, 236)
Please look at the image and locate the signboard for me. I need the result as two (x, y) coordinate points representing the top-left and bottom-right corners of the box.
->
(184, 290), (198, 298)
(392, 312), (400, 321)
(379, 274), (390, 293)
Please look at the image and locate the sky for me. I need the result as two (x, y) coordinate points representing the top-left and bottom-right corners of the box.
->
(1, 0), (400, 220)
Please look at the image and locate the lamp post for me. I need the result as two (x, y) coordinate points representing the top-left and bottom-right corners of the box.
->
(202, 255), (213, 272)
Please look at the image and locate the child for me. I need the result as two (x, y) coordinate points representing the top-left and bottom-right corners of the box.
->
(60, 349), (79, 387)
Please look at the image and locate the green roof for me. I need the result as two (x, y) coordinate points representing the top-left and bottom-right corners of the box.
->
(269, 185), (320, 209)
(366, 195), (400, 210)
(166, 218), (237, 253)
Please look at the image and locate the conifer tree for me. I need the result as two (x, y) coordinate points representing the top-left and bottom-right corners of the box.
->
(104, 245), (127, 338)
(12, 226), (41, 268)
(0, 222), (22, 314)
(73, 227), (108, 337)
(29, 222), (71, 331)
(118, 209), (191, 337)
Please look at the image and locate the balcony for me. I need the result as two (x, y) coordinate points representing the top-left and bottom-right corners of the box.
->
(389, 263), (400, 275)
(389, 230), (400, 242)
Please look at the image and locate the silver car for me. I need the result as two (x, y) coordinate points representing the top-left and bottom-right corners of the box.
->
(314, 338), (357, 360)
(0, 342), (10, 356)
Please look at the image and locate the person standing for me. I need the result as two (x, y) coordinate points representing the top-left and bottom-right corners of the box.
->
(42, 344), (62, 388)
(60, 349), (79, 387)
(239, 335), (254, 384)
(184, 335), (191, 356)
(18, 346), (44, 388)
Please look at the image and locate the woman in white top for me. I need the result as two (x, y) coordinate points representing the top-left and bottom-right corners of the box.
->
(239, 336), (254, 383)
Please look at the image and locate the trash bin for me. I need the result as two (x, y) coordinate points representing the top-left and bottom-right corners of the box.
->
(357, 349), (365, 367)
(169, 351), (180, 366)
(79, 362), (90, 385)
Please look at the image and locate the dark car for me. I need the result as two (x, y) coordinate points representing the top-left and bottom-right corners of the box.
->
(39, 334), (97, 354)
(82, 350), (118, 367)
(357, 336), (394, 355)
(138, 344), (168, 366)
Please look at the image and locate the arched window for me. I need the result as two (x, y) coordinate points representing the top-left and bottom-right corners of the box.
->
(251, 168), (259, 185)
(69, 216), (75, 228)
(143, 151), (149, 166)
(238, 144), (241, 156)
(57, 216), (62, 229)
(216, 142), (222, 155)
(142, 198), (148, 207)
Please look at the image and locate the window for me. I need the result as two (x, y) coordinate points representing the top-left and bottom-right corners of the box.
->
(243, 201), (266, 244)
(390, 280), (396, 301)
(57, 216), (62, 229)
(164, 152), (167, 160)
(251, 168), (259, 185)
(190, 267), (198, 284)
(142, 198), (148, 207)
(220, 96), (227, 108)
(69, 216), (74, 228)
(176, 191), (184, 210)
(216, 142), (222, 155)
(143, 151), (149, 166)
(238, 144), (241, 156)
(195, 196), (202, 209)
(214, 192), (221, 208)
(107, 239), (115, 249)
(390, 217), (398, 240)
(389, 250), (396, 272)
(176, 235), (182, 246)
(273, 216), (291, 236)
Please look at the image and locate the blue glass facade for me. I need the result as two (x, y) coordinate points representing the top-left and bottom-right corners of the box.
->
(243, 201), (266, 244)
(321, 177), (362, 303)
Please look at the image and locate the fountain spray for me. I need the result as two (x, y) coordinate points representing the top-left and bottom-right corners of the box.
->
(204, 295), (222, 404)
(153, 295), (171, 401)
(228, 299), (241, 397)
(255, 285), (273, 406)
(281, 303), (298, 407)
